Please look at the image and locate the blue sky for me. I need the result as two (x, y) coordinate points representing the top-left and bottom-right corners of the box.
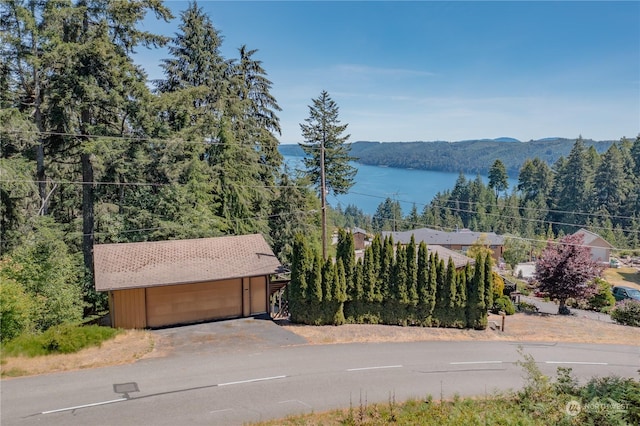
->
(135, 1), (640, 144)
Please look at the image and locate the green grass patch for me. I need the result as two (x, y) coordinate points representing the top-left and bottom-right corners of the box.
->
(1, 324), (121, 358)
(255, 395), (551, 425)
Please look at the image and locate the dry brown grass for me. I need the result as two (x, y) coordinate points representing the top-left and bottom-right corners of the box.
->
(603, 267), (640, 289)
(283, 313), (640, 346)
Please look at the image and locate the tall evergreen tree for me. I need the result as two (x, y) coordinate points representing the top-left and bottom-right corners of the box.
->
(336, 229), (356, 296)
(289, 234), (311, 323)
(231, 44), (283, 180)
(299, 90), (356, 258)
(593, 144), (627, 217)
(552, 137), (591, 231)
(406, 235), (418, 308)
(484, 253), (494, 310)
(488, 159), (509, 200)
(443, 257), (457, 326)
(333, 259), (347, 325)
(380, 235), (394, 299)
(467, 253), (487, 330)
(156, 1), (225, 129)
(455, 267), (468, 328)
(372, 197), (403, 232)
(517, 158), (553, 205)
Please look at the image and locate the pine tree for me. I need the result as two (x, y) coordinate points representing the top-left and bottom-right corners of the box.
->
(552, 137), (591, 230)
(380, 235), (394, 299)
(484, 253), (494, 310)
(593, 144), (628, 217)
(443, 257), (457, 327)
(518, 158), (553, 205)
(333, 259), (347, 325)
(299, 90), (356, 258)
(455, 267), (468, 328)
(433, 255), (447, 326)
(289, 234), (310, 323)
(467, 253), (487, 330)
(406, 235), (418, 309)
(308, 252), (323, 324)
(336, 229), (356, 296)
(488, 159), (509, 200)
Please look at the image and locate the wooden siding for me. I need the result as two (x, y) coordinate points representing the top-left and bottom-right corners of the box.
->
(111, 288), (147, 329)
(145, 279), (242, 328)
(250, 276), (267, 314)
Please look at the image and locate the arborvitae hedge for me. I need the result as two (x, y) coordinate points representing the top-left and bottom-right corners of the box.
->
(289, 232), (489, 329)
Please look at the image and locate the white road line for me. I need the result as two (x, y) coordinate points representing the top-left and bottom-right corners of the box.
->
(42, 398), (127, 414)
(449, 361), (503, 365)
(209, 408), (233, 414)
(545, 361), (609, 365)
(347, 365), (403, 371)
(278, 400), (312, 408)
(218, 375), (287, 386)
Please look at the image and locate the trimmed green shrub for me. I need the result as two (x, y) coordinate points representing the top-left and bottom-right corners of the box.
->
(610, 300), (640, 327)
(491, 296), (515, 315)
(2, 324), (120, 357)
(587, 278), (615, 312)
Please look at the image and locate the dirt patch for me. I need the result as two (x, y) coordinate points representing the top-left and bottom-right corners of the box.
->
(1, 330), (155, 378)
(282, 313), (640, 346)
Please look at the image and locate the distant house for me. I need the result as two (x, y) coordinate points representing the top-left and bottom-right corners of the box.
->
(348, 227), (369, 250)
(94, 234), (283, 329)
(332, 227), (371, 250)
(572, 229), (613, 263)
(382, 228), (504, 261)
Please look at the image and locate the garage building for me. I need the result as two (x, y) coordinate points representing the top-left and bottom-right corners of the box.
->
(94, 234), (283, 329)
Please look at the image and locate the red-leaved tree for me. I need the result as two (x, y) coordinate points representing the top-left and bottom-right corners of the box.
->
(534, 233), (604, 314)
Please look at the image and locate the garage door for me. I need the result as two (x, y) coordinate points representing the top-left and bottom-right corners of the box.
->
(145, 279), (242, 328)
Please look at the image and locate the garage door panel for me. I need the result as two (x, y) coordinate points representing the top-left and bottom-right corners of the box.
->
(146, 279), (242, 327)
(250, 276), (267, 314)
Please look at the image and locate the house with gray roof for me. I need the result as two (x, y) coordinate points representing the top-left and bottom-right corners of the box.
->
(382, 228), (504, 261)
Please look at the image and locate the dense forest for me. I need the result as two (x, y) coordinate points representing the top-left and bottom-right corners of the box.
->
(0, 1), (320, 328)
(336, 136), (640, 255)
(279, 138), (617, 176)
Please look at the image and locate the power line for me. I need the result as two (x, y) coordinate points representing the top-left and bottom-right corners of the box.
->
(0, 179), (308, 189)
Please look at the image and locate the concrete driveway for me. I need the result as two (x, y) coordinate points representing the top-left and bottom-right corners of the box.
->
(150, 315), (308, 357)
(520, 295), (614, 323)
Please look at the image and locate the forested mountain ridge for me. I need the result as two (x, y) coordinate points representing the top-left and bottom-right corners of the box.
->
(280, 138), (617, 176)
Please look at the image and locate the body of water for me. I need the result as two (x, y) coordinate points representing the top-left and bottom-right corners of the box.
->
(283, 155), (518, 216)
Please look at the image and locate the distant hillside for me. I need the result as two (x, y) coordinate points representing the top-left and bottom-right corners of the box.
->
(280, 138), (616, 176)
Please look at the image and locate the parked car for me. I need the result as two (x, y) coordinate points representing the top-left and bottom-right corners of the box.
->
(612, 286), (640, 302)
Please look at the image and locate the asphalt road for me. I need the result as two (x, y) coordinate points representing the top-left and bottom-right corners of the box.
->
(2, 326), (639, 425)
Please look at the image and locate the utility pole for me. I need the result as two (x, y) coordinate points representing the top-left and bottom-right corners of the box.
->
(320, 135), (327, 259)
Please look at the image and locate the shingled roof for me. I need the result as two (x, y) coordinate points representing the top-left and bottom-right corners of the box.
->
(94, 234), (282, 291)
(383, 228), (504, 246)
(427, 245), (475, 269)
